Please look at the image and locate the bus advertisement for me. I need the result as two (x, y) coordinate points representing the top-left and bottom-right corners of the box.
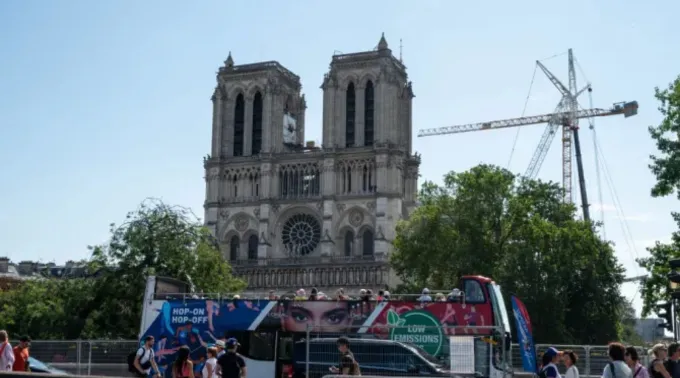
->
(138, 275), (512, 378)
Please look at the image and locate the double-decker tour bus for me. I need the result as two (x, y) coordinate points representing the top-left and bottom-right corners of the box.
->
(138, 275), (512, 378)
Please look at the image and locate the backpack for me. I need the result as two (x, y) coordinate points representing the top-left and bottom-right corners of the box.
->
(128, 347), (152, 373)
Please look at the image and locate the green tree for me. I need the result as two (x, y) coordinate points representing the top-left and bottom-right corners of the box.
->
(391, 164), (626, 344)
(649, 75), (680, 199)
(0, 199), (245, 340)
(76, 198), (246, 339)
(638, 76), (680, 315)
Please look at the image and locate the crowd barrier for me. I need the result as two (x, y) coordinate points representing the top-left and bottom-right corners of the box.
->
(2, 339), (649, 377)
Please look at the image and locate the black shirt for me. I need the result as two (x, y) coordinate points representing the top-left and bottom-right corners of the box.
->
(217, 352), (246, 378)
(650, 359), (666, 378)
(665, 359), (680, 378)
(339, 351), (360, 376)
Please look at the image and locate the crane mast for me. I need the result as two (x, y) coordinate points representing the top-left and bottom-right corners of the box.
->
(417, 49), (639, 221)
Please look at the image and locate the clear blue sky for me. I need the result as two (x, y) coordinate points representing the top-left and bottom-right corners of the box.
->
(1, 0), (678, 315)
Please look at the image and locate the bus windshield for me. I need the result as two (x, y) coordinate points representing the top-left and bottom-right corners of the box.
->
(491, 283), (511, 334)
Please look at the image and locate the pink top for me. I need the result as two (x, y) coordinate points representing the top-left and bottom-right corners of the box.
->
(633, 363), (649, 378)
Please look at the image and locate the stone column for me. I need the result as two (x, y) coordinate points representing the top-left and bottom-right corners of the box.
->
(262, 91), (273, 153)
(222, 99), (235, 157)
(355, 84), (365, 147)
(211, 90), (223, 157)
(244, 96), (253, 156)
(336, 88), (347, 148)
(322, 83), (336, 147)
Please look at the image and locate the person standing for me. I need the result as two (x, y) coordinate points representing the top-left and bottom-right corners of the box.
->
(649, 344), (671, 378)
(666, 343), (680, 378)
(134, 336), (161, 378)
(0, 330), (14, 372)
(603, 342), (633, 378)
(12, 336), (31, 372)
(216, 338), (246, 378)
(539, 347), (561, 378)
(202, 347), (218, 378)
(172, 346), (194, 378)
(625, 347), (649, 378)
(562, 350), (579, 378)
(329, 337), (361, 376)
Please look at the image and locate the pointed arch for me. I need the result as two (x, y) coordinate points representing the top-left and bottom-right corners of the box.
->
(252, 91), (263, 155)
(362, 229), (374, 256)
(364, 80), (375, 147)
(344, 229), (354, 257)
(229, 235), (240, 261)
(345, 82), (356, 148)
(247, 234), (258, 260)
(233, 93), (245, 156)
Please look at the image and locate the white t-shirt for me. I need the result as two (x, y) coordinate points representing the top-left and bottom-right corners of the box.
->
(566, 365), (580, 378)
(0, 342), (15, 372)
(603, 361), (633, 378)
(136, 346), (155, 374)
(202, 357), (217, 378)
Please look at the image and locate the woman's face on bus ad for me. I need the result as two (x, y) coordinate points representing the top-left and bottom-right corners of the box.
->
(282, 301), (350, 332)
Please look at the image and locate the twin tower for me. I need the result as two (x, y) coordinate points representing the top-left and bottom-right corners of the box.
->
(203, 34), (420, 292)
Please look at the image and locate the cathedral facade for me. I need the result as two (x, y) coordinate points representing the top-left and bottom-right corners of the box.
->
(203, 35), (420, 293)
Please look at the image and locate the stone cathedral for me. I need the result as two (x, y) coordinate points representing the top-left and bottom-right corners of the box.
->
(203, 34), (420, 293)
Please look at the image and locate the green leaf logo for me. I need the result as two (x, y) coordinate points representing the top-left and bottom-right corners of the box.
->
(387, 309), (400, 325)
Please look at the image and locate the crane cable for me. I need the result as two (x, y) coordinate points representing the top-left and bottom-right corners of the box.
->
(576, 58), (641, 306)
(507, 64), (538, 169)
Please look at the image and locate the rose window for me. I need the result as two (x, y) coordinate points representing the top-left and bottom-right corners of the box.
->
(281, 214), (321, 256)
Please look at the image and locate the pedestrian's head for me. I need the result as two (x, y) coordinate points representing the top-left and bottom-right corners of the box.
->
(543, 347), (561, 364)
(172, 345), (190, 374)
(207, 347), (217, 359)
(215, 340), (225, 351)
(669, 342), (680, 359)
(226, 338), (239, 352)
(144, 335), (154, 347)
(0, 330), (7, 343)
(19, 335), (31, 348)
(608, 342), (626, 361)
(650, 343), (667, 359)
(337, 336), (350, 353)
(625, 347), (640, 364)
(562, 350), (577, 367)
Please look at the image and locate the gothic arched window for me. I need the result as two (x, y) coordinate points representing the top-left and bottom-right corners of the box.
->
(233, 94), (245, 156)
(252, 92), (263, 155)
(344, 230), (354, 257)
(247, 234), (258, 260)
(346, 83), (356, 148)
(362, 229), (374, 256)
(364, 81), (374, 146)
(229, 236), (240, 261)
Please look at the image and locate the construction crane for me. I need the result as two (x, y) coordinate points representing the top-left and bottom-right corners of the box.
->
(418, 49), (639, 221)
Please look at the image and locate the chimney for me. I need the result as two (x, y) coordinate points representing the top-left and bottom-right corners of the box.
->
(0, 257), (8, 273)
(18, 261), (35, 275)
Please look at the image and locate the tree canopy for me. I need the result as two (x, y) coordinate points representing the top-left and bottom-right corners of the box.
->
(391, 164), (626, 344)
(638, 75), (680, 315)
(0, 199), (245, 339)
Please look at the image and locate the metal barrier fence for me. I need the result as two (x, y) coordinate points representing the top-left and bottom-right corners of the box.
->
(9, 340), (138, 376)
(12, 339), (651, 377)
(513, 344), (650, 377)
(304, 325), (509, 378)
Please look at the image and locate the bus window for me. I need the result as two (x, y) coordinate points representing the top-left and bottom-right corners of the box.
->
(463, 279), (486, 303)
(248, 332), (276, 361)
(278, 336), (293, 360)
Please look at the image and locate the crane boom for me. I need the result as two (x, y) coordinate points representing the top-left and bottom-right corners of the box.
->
(417, 101), (638, 138)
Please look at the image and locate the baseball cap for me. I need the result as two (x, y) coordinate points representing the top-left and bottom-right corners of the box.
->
(226, 338), (240, 348)
(544, 347), (560, 357)
(215, 340), (226, 348)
